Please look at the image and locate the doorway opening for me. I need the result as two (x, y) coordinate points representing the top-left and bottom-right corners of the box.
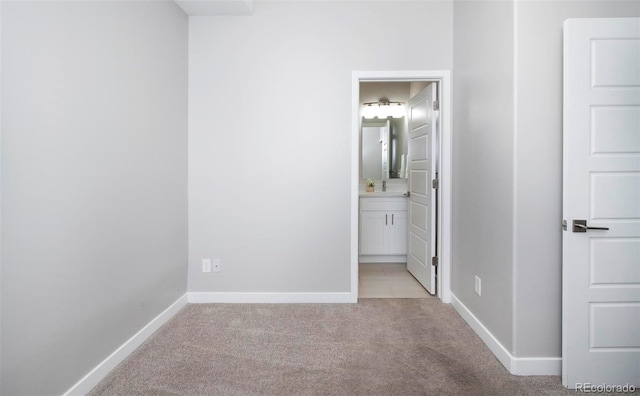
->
(350, 71), (452, 304)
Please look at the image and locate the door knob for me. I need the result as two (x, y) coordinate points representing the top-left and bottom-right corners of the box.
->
(572, 219), (610, 233)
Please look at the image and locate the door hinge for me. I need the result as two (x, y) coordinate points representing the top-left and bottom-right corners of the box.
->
(432, 256), (439, 267)
(433, 100), (439, 111)
(432, 179), (439, 189)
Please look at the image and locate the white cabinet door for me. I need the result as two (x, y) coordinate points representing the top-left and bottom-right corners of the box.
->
(360, 211), (387, 255)
(563, 17), (640, 388)
(388, 211), (408, 255)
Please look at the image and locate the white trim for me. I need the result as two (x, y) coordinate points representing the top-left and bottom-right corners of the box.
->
(188, 292), (355, 304)
(512, 356), (562, 376)
(351, 75), (361, 303)
(352, 70), (452, 304)
(451, 293), (512, 370)
(512, 0), (520, 359)
(439, 71), (452, 304)
(63, 294), (189, 396)
(451, 293), (561, 376)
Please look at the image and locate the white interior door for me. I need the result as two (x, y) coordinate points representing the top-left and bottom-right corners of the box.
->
(563, 17), (640, 388)
(407, 84), (437, 294)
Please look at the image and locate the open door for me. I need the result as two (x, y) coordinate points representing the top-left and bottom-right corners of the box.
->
(562, 17), (640, 388)
(407, 84), (438, 294)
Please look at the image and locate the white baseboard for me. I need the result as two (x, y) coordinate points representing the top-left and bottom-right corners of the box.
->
(63, 294), (189, 396)
(188, 292), (356, 304)
(450, 293), (561, 376)
(511, 356), (562, 376)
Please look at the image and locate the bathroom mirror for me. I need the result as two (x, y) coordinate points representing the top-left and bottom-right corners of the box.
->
(361, 117), (407, 180)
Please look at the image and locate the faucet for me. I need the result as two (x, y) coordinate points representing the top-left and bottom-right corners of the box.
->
(382, 180), (387, 192)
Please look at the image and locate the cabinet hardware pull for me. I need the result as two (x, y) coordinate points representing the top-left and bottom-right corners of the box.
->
(385, 214), (388, 225)
(392, 214), (394, 225)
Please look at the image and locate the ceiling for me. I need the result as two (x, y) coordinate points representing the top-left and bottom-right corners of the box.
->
(174, 0), (254, 16)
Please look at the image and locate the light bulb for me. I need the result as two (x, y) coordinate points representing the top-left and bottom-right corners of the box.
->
(377, 104), (389, 119)
(391, 103), (405, 118)
(363, 104), (376, 119)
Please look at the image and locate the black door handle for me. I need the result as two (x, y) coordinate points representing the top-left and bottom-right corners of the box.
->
(572, 219), (610, 233)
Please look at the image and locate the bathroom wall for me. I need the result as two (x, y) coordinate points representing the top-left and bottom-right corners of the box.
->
(188, 1), (453, 294)
(1, 1), (188, 394)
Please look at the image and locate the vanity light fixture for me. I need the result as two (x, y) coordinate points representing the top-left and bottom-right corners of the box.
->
(362, 97), (406, 119)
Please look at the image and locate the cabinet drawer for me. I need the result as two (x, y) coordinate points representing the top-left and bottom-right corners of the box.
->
(360, 198), (407, 212)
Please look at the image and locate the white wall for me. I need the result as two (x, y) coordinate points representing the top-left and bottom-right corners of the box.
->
(188, 1), (453, 294)
(513, 0), (640, 358)
(1, 1), (188, 394)
(452, 0), (515, 352)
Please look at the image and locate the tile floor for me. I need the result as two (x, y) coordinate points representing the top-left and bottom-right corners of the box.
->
(358, 263), (431, 298)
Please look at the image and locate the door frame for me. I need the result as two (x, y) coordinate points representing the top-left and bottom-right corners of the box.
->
(350, 70), (452, 303)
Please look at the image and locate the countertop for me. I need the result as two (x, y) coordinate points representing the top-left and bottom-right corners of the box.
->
(359, 191), (407, 198)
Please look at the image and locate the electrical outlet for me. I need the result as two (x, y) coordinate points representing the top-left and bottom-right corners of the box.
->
(475, 276), (482, 296)
(212, 259), (221, 273)
(202, 259), (212, 273)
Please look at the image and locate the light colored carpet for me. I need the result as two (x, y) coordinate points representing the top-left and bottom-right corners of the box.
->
(90, 299), (576, 396)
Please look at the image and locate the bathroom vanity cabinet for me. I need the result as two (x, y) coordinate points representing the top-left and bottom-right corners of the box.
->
(359, 196), (407, 263)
